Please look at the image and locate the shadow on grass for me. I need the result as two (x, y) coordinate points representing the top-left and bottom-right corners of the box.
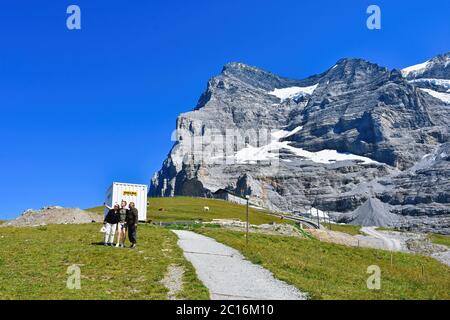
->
(91, 241), (107, 246)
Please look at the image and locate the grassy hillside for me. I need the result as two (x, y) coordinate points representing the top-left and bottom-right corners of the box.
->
(429, 233), (450, 247)
(89, 197), (288, 225)
(4, 197), (448, 300)
(326, 224), (362, 235)
(0, 224), (208, 300)
(198, 228), (450, 300)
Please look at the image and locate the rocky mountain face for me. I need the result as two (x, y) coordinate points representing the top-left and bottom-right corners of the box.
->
(150, 53), (450, 234)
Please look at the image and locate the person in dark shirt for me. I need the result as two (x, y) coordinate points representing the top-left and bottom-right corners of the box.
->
(103, 204), (120, 246)
(127, 202), (139, 249)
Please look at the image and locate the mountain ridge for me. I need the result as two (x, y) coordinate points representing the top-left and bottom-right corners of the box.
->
(150, 52), (450, 234)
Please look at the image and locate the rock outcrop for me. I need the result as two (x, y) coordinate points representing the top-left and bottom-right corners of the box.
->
(339, 198), (401, 228)
(1, 206), (101, 227)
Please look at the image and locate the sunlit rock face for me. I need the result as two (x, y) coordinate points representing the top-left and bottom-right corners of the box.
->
(150, 53), (450, 234)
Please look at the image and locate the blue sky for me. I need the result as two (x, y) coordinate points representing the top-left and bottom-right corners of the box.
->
(0, 0), (449, 219)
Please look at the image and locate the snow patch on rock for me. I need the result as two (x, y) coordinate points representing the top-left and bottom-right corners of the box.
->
(310, 207), (329, 219)
(234, 128), (381, 165)
(420, 88), (450, 104)
(269, 84), (318, 102)
(409, 78), (450, 90)
(402, 60), (430, 77)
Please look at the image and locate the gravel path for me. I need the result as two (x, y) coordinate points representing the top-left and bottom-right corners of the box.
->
(160, 264), (185, 300)
(361, 227), (403, 251)
(172, 230), (307, 300)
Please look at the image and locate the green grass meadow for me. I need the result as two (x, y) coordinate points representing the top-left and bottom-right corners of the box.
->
(429, 233), (450, 247)
(0, 223), (208, 300)
(1, 196), (449, 300)
(198, 228), (450, 300)
(89, 196), (287, 225)
(326, 224), (362, 235)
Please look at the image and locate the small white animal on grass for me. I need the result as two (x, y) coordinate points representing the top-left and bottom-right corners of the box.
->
(203, 206), (210, 212)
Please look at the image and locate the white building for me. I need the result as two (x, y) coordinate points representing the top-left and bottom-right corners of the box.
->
(213, 189), (248, 206)
(105, 182), (148, 222)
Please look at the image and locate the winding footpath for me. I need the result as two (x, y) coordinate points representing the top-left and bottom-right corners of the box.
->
(172, 230), (307, 300)
(361, 227), (403, 251)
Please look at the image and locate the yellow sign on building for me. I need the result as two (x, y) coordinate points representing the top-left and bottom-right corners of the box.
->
(123, 191), (138, 197)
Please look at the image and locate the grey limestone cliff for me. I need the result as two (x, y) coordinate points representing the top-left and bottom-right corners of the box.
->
(150, 53), (450, 234)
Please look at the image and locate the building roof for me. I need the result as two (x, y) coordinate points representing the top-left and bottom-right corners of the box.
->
(213, 189), (248, 200)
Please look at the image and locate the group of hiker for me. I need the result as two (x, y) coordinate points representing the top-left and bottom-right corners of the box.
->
(103, 200), (139, 249)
